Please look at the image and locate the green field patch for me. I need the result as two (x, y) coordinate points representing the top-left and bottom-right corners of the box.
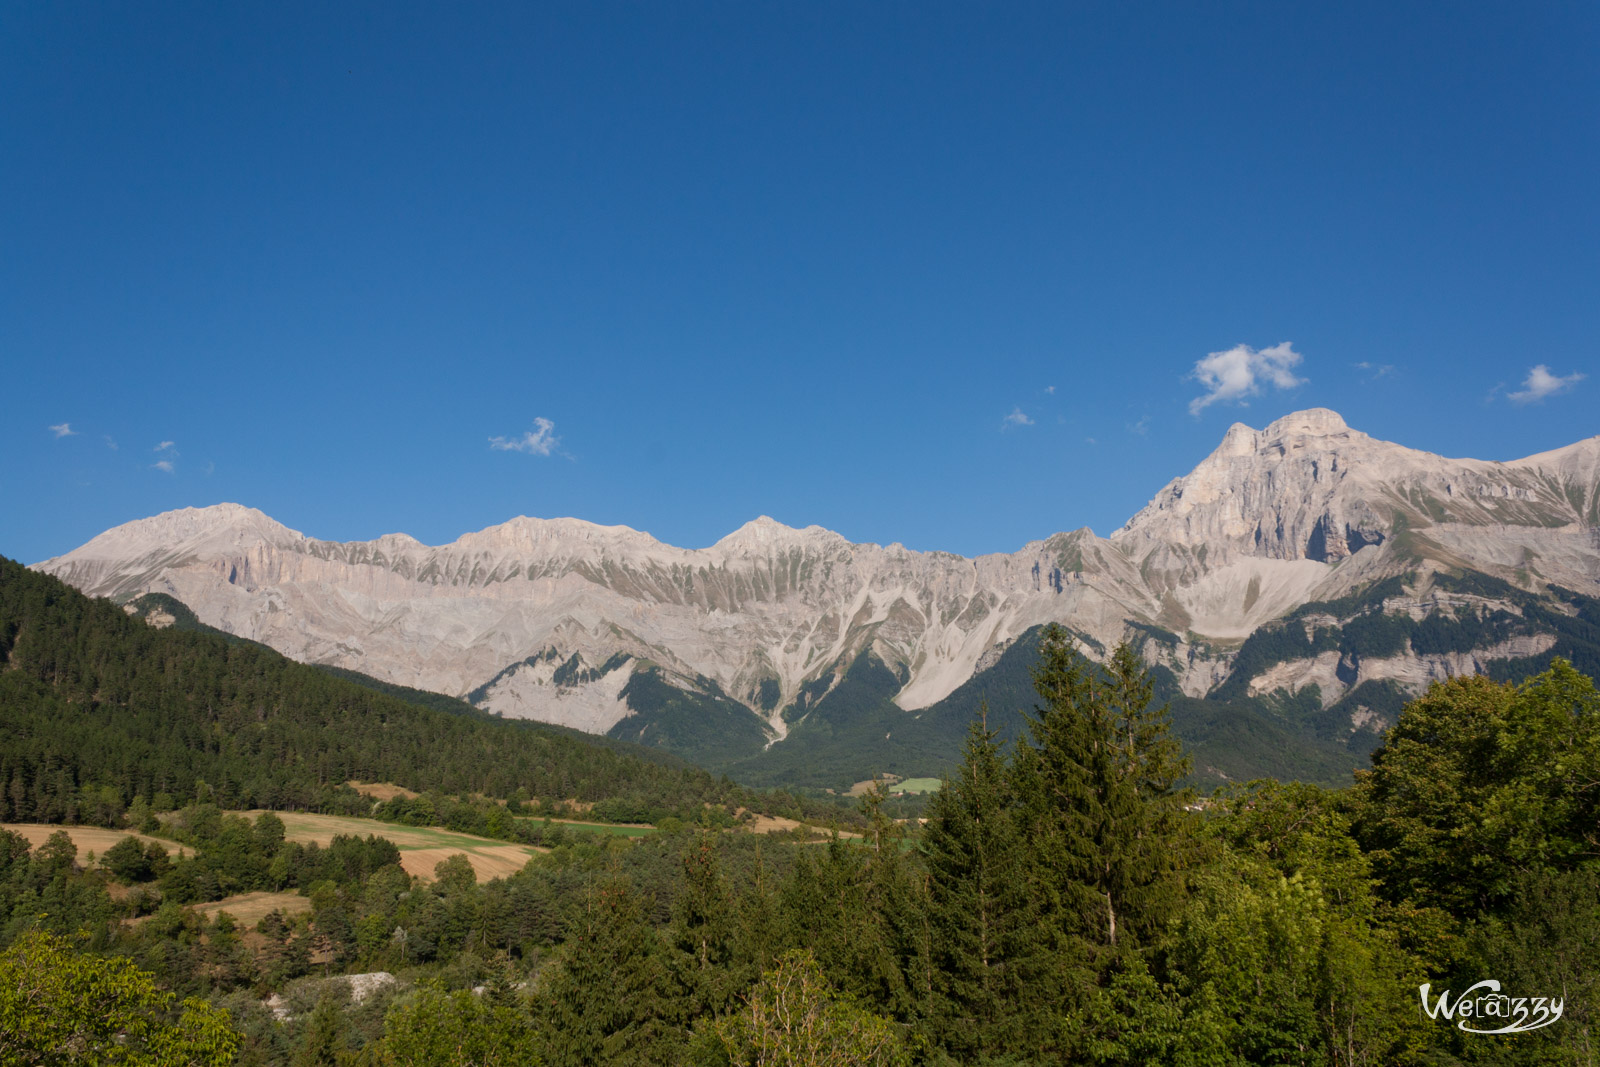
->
(518, 817), (656, 837)
(894, 778), (943, 794)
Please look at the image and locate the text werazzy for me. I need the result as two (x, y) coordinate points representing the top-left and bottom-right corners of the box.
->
(1419, 981), (1563, 1035)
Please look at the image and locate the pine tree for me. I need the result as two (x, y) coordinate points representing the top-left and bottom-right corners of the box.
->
(733, 843), (784, 979)
(779, 823), (914, 1021)
(666, 833), (742, 1022)
(920, 708), (1049, 1060)
(538, 875), (679, 1067)
(484, 951), (522, 1011)
(1013, 627), (1194, 985)
(289, 993), (345, 1067)
(856, 783), (931, 1026)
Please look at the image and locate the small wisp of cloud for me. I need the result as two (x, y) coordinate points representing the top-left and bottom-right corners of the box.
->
(490, 417), (560, 456)
(152, 440), (178, 473)
(1189, 342), (1306, 416)
(1508, 365), (1584, 405)
(104, 436), (118, 450)
(48, 423), (77, 438)
(1127, 414), (1150, 436)
(1355, 361), (1395, 381)
(1001, 407), (1034, 430)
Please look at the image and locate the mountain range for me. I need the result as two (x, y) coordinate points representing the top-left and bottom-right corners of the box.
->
(36, 408), (1600, 789)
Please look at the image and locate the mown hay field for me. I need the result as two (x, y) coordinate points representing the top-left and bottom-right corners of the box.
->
(3, 823), (174, 858)
(236, 810), (547, 882)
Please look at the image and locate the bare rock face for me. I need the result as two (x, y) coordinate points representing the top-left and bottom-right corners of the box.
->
(1117, 408), (1600, 564)
(35, 411), (1600, 746)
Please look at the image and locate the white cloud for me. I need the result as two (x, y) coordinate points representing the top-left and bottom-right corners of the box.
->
(1355, 361), (1395, 381)
(489, 417), (560, 455)
(1127, 414), (1150, 436)
(104, 436), (118, 450)
(153, 459), (175, 473)
(1188, 342), (1306, 416)
(49, 423), (76, 438)
(1508, 365), (1584, 405)
(1001, 407), (1034, 429)
(154, 440), (175, 452)
(1045, 385), (1056, 395)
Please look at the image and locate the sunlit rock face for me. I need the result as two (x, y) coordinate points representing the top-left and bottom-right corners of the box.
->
(37, 411), (1600, 743)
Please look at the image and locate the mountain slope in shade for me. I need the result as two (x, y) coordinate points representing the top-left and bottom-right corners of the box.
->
(35, 409), (1600, 784)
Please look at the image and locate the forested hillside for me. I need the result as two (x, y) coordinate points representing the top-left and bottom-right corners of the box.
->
(6, 554), (1600, 1063)
(0, 557), (839, 826)
(3, 618), (1598, 1064)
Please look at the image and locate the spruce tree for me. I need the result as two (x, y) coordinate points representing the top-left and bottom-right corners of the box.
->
(289, 994), (345, 1067)
(780, 803), (921, 1024)
(666, 833), (742, 1023)
(920, 708), (1050, 1060)
(1014, 627), (1194, 977)
(730, 842), (786, 997)
(856, 783), (931, 1026)
(538, 875), (679, 1067)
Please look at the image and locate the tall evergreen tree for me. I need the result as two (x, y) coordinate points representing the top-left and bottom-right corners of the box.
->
(857, 783), (932, 1027)
(289, 993), (346, 1067)
(1012, 628), (1195, 995)
(537, 875), (680, 1067)
(920, 708), (1048, 1060)
(732, 844), (784, 980)
(666, 833), (743, 1023)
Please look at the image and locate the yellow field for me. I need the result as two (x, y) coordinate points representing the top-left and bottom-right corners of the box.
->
(7, 813), (547, 885)
(3, 823), (174, 860)
(346, 780), (419, 802)
(238, 810), (547, 883)
(193, 891), (312, 926)
(846, 775), (901, 797)
(738, 813), (860, 840)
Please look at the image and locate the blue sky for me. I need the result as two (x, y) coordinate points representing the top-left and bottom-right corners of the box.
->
(3, 2), (1596, 564)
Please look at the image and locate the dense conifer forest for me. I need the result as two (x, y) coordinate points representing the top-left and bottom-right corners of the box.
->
(0, 557), (844, 829)
(3, 557), (1599, 1064)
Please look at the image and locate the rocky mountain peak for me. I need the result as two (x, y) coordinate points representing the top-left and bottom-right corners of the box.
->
(1264, 407), (1352, 438)
(40, 503), (301, 565)
(458, 515), (663, 555)
(32, 412), (1600, 750)
(712, 515), (847, 556)
(1204, 408), (1365, 463)
(1112, 409), (1387, 555)
(715, 515), (794, 546)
